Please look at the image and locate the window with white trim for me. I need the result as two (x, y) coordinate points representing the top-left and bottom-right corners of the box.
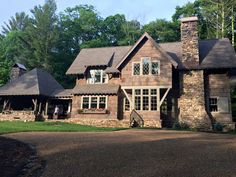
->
(124, 98), (130, 111)
(132, 58), (160, 76)
(209, 97), (229, 113)
(81, 96), (107, 109)
(134, 88), (158, 111)
(87, 70), (108, 84)
(209, 98), (218, 112)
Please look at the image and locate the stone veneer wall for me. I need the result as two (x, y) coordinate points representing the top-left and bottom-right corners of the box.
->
(10, 67), (26, 82)
(0, 112), (35, 121)
(181, 18), (199, 64)
(178, 71), (211, 129)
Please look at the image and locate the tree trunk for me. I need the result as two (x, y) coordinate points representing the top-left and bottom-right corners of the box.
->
(232, 5), (235, 47)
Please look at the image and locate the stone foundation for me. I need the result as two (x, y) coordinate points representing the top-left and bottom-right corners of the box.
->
(0, 112), (35, 121)
(66, 118), (130, 128)
(55, 118), (162, 128)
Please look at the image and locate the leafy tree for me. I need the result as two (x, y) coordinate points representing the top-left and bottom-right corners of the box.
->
(172, 0), (208, 39)
(143, 19), (180, 42)
(0, 36), (12, 86)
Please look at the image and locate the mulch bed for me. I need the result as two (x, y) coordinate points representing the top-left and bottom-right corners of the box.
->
(0, 137), (45, 177)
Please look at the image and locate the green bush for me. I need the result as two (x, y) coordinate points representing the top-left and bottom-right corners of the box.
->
(213, 122), (223, 132)
(173, 122), (189, 130)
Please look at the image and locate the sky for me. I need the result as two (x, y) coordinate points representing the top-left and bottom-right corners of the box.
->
(0, 0), (194, 26)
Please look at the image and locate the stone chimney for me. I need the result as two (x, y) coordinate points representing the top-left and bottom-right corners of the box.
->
(181, 17), (199, 64)
(10, 63), (27, 82)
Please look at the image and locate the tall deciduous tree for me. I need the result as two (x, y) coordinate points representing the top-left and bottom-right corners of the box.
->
(143, 19), (180, 42)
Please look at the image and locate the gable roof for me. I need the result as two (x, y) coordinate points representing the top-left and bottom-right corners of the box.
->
(66, 46), (132, 75)
(0, 68), (63, 96)
(66, 33), (236, 75)
(116, 32), (178, 69)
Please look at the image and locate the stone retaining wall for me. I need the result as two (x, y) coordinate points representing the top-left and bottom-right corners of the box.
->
(0, 112), (35, 121)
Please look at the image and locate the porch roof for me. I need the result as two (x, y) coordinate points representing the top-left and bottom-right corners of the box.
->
(0, 68), (63, 96)
(51, 89), (73, 98)
(73, 84), (120, 95)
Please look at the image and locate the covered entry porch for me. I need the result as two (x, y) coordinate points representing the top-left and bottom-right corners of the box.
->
(0, 96), (48, 121)
(121, 86), (177, 127)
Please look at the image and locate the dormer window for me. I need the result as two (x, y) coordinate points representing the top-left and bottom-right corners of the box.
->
(132, 57), (160, 76)
(87, 69), (108, 84)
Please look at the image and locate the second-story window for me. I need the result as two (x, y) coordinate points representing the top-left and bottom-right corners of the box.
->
(87, 69), (107, 84)
(132, 58), (160, 76)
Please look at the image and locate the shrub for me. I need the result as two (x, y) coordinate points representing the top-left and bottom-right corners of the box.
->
(213, 122), (223, 132)
(173, 122), (190, 130)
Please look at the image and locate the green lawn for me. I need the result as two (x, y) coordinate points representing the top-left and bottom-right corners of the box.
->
(0, 121), (124, 134)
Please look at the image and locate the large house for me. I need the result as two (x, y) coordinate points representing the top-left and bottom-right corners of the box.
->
(0, 16), (236, 130)
(66, 16), (236, 129)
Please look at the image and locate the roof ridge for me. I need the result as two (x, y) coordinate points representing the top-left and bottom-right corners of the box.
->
(81, 45), (132, 50)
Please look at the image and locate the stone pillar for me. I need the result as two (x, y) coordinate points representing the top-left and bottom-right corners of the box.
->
(178, 71), (211, 129)
(181, 17), (199, 64)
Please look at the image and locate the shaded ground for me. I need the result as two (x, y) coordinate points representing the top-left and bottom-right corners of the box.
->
(0, 137), (44, 177)
(4, 130), (236, 177)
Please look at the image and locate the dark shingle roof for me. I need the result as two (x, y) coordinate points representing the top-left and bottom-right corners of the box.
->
(51, 89), (73, 98)
(104, 67), (120, 74)
(66, 46), (132, 75)
(66, 34), (236, 74)
(0, 68), (63, 96)
(73, 84), (120, 95)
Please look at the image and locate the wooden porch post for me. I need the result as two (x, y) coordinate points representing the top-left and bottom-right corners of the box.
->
(45, 101), (49, 116)
(38, 102), (42, 114)
(32, 99), (38, 113)
(3, 99), (9, 110)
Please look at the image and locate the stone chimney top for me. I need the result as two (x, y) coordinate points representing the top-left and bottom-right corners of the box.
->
(181, 16), (199, 65)
(10, 63), (27, 82)
(181, 16), (198, 23)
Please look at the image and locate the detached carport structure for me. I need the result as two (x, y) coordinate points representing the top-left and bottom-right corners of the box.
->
(0, 68), (64, 121)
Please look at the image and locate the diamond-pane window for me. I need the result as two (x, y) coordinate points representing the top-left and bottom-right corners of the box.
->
(133, 63), (140, 75)
(142, 58), (150, 75)
(152, 62), (159, 75)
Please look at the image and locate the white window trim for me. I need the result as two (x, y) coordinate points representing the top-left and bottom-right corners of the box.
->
(151, 60), (161, 75)
(81, 95), (108, 109)
(132, 57), (160, 76)
(86, 70), (108, 84)
(209, 97), (218, 113)
(132, 62), (141, 76)
(209, 96), (229, 113)
(132, 88), (158, 111)
(123, 97), (131, 112)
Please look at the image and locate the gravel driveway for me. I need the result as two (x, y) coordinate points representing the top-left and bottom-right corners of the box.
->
(4, 130), (236, 177)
